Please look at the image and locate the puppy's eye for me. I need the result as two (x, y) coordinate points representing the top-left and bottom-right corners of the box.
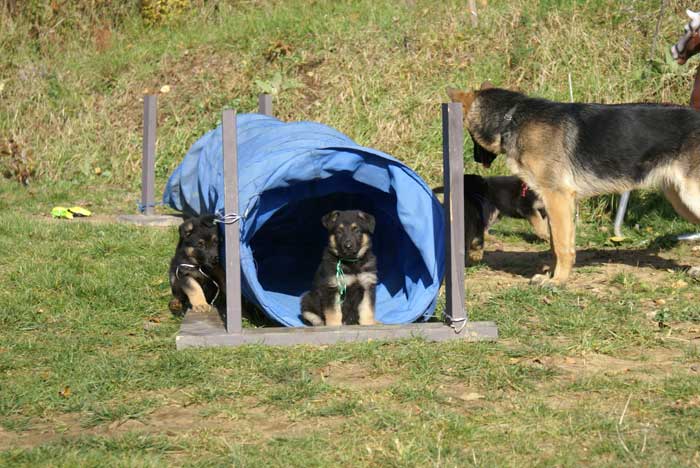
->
(198, 239), (205, 247)
(352, 225), (360, 233)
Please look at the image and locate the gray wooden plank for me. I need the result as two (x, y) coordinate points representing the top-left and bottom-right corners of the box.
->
(141, 95), (157, 215)
(258, 94), (273, 116)
(176, 305), (497, 348)
(222, 109), (243, 334)
(441, 103), (466, 322)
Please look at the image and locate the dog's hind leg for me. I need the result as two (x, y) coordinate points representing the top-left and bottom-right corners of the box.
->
(663, 179), (700, 278)
(531, 189), (576, 286)
(663, 182), (700, 224)
(302, 311), (325, 326)
(182, 277), (214, 314)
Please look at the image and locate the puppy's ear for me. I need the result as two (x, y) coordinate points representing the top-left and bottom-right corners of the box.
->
(446, 87), (476, 115)
(322, 210), (340, 230)
(179, 220), (195, 238)
(200, 214), (217, 228)
(480, 81), (494, 90)
(357, 211), (375, 234)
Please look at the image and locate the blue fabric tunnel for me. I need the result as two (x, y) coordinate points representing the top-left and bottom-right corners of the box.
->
(163, 114), (445, 327)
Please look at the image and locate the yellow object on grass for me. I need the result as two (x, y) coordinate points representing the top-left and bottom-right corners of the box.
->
(51, 206), (92, 219)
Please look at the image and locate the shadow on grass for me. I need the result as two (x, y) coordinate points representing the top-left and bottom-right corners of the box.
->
(483, 245), (693, 279)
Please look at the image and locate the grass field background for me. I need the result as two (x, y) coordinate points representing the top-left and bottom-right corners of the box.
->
(2, 0), (700, 466)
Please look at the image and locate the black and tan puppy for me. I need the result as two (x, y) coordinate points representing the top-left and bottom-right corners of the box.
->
(475, 175), (549, 241)
(448, 84), (700, 285)
(169, 214), (225, 315)
(301, 210), (378, 326)
(434, 174), (548, 264)
(469, 174), (549, 262)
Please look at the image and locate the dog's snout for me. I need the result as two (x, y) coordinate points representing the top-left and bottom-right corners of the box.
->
(343, 240), (353, 249)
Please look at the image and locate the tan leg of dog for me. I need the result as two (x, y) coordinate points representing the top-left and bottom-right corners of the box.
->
(358, 289), (376, 325)
(182, 277), (213, 314)
(531, 190), (576, 286)
(529, 211), (550, 241)
(664, 181), (700, 278)
(663, 185), (700, 224)
(324, 300), (343, 326)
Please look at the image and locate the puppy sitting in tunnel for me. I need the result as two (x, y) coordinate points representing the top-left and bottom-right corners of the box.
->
(301, 210), (378, 326)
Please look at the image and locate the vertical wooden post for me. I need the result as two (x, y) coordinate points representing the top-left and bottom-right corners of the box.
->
(442, 103), (467, 322)
(141, 95), (157, 215)
(258, 94), (273, 116)
(222, 109), (243, 334)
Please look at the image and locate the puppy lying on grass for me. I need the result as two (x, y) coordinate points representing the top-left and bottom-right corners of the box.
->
(301, 210), (378, 326)
(168, 214), (225, 316)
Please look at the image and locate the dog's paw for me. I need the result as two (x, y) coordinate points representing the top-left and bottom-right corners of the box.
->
(191, 303), (215, 315)
(529, 274), (562, 288)
(302, 311), (325, 326)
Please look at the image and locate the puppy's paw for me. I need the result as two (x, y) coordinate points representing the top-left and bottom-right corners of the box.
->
(302, 311), (325, 326)
(467, 249), (484, 264)
(168, 298), (184, 315)
(529, 274), (562, 288)
(191, 303), (215, 315)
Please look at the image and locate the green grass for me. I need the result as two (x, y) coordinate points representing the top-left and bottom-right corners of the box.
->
(3, 0), (700, 465)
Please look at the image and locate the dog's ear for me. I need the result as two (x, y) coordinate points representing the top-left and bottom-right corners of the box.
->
(446, 87), (476, 115)
(200, 214), (217, 228)
(480, 81), (494, 90)
(357, 211), (375, 234)
(179, 220), (195, 238)
(322, 210), (340, 230)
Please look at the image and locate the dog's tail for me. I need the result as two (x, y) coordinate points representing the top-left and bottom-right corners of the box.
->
(302, 311), (325, 327)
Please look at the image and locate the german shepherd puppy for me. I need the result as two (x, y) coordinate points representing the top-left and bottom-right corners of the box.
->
(169, 214), (225, 315)
(434, 174), (548, 264)
(448, 83), (700, 286)
(301, 210), (378, 326)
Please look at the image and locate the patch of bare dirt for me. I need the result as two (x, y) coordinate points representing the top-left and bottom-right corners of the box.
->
(316, 362), (397, 390)
(0, 398), (350, 452)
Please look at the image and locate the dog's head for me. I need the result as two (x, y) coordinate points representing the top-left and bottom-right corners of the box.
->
(321, 210), (375, 259)
(447, 82), (502, 168)
(178, 214), (220, 266)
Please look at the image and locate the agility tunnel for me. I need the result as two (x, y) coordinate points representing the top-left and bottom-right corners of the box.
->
(163, 114), (445, 327)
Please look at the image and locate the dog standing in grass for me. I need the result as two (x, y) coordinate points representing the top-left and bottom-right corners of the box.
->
(448, 83), (700, 285)
(301, 210), (378, 326)
(169, 214), (225, 315)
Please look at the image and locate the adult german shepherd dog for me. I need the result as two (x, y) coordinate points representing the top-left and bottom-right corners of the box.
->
(448, 83), (700, 286)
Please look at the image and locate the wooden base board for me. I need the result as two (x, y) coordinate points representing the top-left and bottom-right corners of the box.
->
(176, 307), (498, 349)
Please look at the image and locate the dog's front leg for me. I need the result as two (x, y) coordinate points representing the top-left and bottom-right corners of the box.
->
(182, 276), (214, 314)
(358, 286), (377, 325)
(323, 300), (343, 326)
(531, 189), (576, 286)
